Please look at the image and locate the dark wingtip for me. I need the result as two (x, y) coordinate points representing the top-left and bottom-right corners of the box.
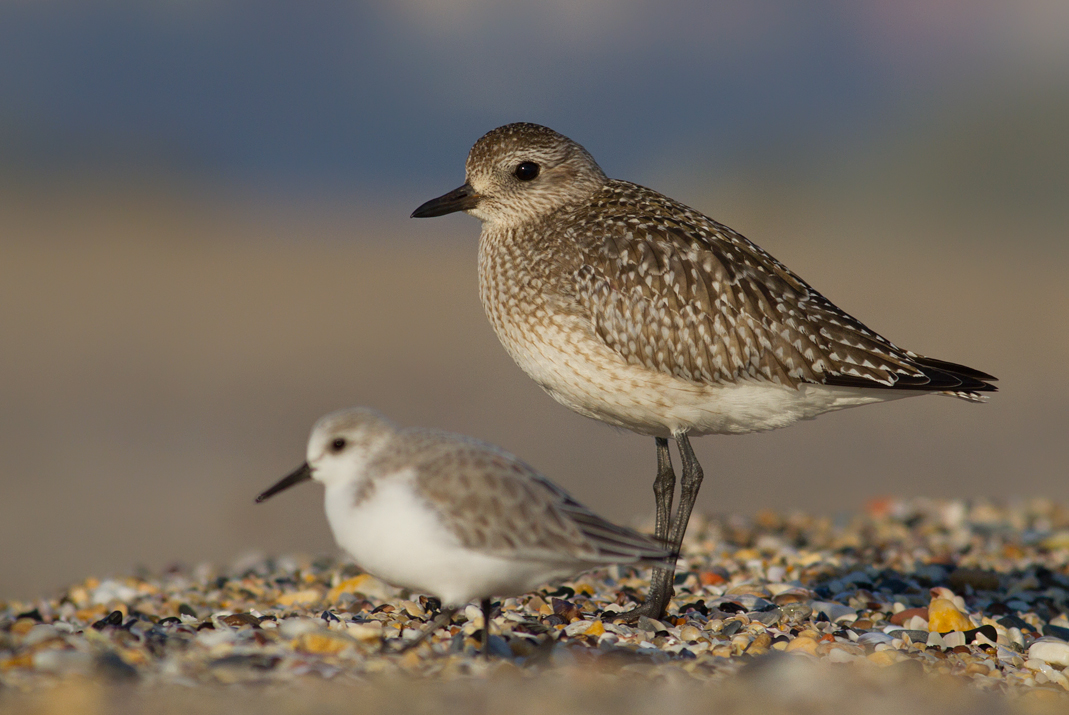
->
(912, 356), (997, 383)
(824, 356), (997, 397)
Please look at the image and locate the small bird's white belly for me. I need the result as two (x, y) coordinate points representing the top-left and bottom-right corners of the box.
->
(489, 310), (912, 438)
(323, 475), (590, 605)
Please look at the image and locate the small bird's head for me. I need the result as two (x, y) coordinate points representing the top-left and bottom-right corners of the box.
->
(255, 407), (397, 503)
(411, 123), (608, 228)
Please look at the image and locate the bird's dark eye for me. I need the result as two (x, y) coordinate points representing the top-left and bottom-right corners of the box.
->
(330, 437), (347, 452)
(514, 162), (540, 181)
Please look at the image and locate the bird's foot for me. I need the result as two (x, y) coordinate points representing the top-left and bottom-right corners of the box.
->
(606, 595), (672, 624)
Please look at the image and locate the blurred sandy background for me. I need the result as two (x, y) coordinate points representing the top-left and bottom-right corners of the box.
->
(1, 1), (1067, 600)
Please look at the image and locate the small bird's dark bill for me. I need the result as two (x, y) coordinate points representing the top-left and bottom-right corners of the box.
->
(410, 183), (480, 218)
(255, 463), (313, 503)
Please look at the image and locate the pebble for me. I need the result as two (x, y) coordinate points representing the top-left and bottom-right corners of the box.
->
(745, 632), (772, 655)
(747, 608), (782, 626)
(770, 586), (813, 604)
(778, 602), (813, 623)
(278, 617), (321, 639)
(927, 592), (974, 633)
(1029, 637), (1069, 667)
(220, 613), (261, 629)
(720, 620), (744, 637)
(890, 607), (929, 626)
(811, 601), (857, 623)
(679, 625), (702, 642)
(948, 568), (1000, 593)
(90, 580), (139, 605)
(857, 632), (895, 648)
(825, 645), (862, 663)
(31, 649), (94, 675)
(345, 621), (383, 642)
(326, 574), (396, 603)
(22, 624), (60, 647)
(563, 620), (595, 637)
(785, 636), (820, 655)
(293, 630), (356, 655)
(276, 588), (323, 607)
(867, 649), (900, 667)
(890, 629), (931, 644)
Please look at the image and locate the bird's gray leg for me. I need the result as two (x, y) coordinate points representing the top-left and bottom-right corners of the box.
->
(394, 604), (459, 653)
(652, 437), (675, 544)
(665, 431), (704, 564)
(643, 438), (678, 612)
(611, 438), (678, 622)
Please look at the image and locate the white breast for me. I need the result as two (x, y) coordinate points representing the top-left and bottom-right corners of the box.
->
(323, 471), (589, 605)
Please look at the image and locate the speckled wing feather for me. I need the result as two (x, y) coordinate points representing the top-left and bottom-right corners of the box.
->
(393, 431), (672, 566)
(569, 180), (996, 399)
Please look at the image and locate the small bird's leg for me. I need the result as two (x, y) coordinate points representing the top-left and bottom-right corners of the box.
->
(480, 597), (494, 659)
(394, 604), (459, 653)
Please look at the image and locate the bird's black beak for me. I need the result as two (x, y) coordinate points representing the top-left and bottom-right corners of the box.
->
(411, 182), (480, 218)
(255, 462), (313, 503)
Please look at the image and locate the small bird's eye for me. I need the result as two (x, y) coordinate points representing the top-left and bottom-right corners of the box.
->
(330, 437), (347, 452)
(514, 162), (540, 181)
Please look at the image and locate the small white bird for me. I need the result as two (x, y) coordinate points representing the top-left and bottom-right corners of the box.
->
(256, 407), (671, 655)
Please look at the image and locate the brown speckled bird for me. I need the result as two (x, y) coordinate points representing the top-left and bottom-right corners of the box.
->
(412, 122), (996, 621)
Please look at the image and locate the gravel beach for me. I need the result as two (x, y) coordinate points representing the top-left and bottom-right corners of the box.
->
(4, 498), (1069, 714)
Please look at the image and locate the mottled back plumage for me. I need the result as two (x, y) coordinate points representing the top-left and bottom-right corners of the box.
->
(371, 428), (671, 566)
(570, 181), (994, 396)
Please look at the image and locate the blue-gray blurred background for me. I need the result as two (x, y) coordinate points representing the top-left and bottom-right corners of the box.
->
(2, 1), (1067, 599)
